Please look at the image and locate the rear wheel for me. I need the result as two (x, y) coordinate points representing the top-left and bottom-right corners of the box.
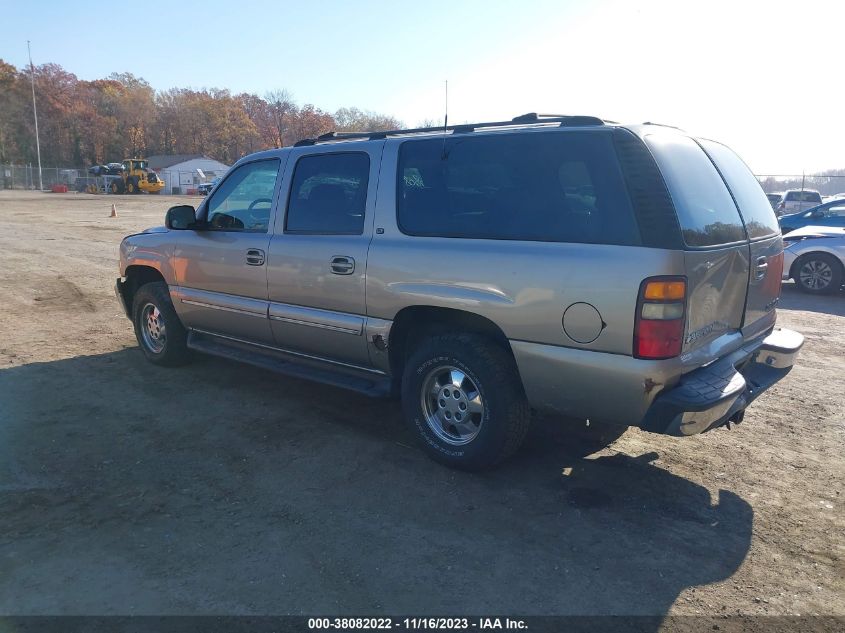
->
(795, 253), (843, 294)
(132, 281), (190, 366)
(401, 333), (530, 470)
(110, 180), (123, 194)
(126, 178), (138, 194)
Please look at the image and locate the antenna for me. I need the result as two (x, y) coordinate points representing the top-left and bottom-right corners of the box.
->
(441, 80), (448, 159)
(444, 79), (448, 130)
(27, 40), (43, 191)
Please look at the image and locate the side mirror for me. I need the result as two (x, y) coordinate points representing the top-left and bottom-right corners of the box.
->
(165, 205), (197, 230)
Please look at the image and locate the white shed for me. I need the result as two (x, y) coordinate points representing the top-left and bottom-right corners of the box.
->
(146, 154), (231, 194)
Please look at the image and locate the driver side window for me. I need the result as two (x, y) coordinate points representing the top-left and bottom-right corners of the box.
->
(206, 159), (280, 232)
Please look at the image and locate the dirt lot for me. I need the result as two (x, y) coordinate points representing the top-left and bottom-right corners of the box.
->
(0, 190), (842, 617)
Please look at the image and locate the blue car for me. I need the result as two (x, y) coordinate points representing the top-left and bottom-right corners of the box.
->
(779, 199), (845, 234)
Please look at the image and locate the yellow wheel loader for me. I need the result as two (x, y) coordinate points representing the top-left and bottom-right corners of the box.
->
(109, 159), (165, 194)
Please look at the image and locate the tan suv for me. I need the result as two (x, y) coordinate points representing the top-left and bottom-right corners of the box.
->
(116, 114), (803, 469)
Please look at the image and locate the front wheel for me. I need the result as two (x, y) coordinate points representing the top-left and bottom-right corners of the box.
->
(795, 253), (843, 294)
(401, 333), (530, 470)
(132, 281), (190, 366)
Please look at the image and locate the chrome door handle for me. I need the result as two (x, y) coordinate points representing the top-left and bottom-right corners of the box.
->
(330, 256), (355, 275)
(246, 249), (265, 266)
(754, 256), (768, 279)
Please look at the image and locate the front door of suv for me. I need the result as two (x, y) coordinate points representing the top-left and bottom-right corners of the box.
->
(172, 158), (283, 344)
(266, 143), (383, 367)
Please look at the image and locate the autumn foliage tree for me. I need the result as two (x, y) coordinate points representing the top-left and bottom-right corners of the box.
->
(0, 59), (403, 166)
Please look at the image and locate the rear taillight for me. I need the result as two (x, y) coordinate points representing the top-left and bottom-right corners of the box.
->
(634, 277), (687, 360)
(770, 252), (784, 279)
(764, 252), (784, 295)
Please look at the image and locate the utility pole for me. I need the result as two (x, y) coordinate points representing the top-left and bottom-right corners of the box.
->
(27, 40), (43, 191)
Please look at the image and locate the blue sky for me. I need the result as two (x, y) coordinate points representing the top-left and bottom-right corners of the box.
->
(2, 0), (843, 175)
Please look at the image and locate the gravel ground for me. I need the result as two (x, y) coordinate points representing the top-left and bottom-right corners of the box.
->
(0, 191), (842, 617)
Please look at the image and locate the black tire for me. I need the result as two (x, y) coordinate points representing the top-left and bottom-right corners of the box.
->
(131, 281), (190, 366)
(401, 333), (530, 470)
(794, 252), (843, 295)
(127, 178), (139, 194)
(110, 180), (123, 194)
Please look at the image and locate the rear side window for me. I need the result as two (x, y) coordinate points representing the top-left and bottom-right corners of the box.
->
(397, 131), (640, 245)
(698, 139), (780, 240)
(285, 152), (370, 234)
(645, 134), (746, 247)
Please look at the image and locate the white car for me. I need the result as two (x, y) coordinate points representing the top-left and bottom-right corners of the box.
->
(776, 189), (823, 216)
(782, 225), (845, 294)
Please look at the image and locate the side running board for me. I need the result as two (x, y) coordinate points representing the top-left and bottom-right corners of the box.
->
(186, 331), (391, 398)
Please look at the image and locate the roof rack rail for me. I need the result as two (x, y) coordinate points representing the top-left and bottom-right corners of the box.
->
(642, 121), (684, 131)
(293, 113), (605, 147)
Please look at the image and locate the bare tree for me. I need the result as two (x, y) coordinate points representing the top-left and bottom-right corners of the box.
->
(335, 107), (403, 132)
(265, 89), (296, 148)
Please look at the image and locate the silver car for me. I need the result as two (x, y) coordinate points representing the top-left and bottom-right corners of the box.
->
(776, 189), (823, 216)
(116, 114), (803, 469)
(783, 225), (845, 293)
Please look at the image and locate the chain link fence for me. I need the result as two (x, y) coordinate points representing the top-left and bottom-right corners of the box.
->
(4, 163), (845, 200)
(756, 174), (845, 197)
(1, 164), (85, 190)
(1, 164), (225, 195)
(158, 169), (226, 195)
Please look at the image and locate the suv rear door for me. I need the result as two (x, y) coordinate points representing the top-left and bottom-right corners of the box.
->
(266, 143), (383, 366)
(644, 133), (750, 358)
(698, 139), (784, 338)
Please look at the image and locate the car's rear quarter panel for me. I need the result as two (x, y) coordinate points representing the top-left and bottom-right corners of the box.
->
(366, 236), (683, 355)
(367, 138), (689, 423)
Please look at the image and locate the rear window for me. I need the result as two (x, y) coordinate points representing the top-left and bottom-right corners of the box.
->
(786, 191), (822, 202)
(698, 139), (780, 240)
(645, 134), (746, 247)
(397, 131), (640, 245)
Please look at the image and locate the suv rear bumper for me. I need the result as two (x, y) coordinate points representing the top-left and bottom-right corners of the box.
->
(511, 327), (803, 434)
(639, 327), (804, 436)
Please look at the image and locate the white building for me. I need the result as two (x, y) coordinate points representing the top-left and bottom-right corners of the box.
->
(146, 154), (230, 195)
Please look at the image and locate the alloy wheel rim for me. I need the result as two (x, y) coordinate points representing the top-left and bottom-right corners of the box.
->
(799, 260), (832, 290)
(420, 365), (484, 445)
(140, 303), (167, 353)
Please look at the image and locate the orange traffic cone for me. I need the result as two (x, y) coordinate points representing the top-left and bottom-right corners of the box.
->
(110, 203), (117, 218)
